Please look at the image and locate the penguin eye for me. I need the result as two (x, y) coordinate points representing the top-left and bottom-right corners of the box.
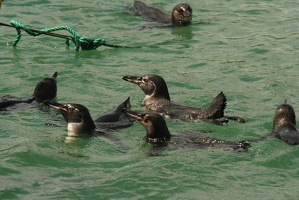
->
(142, 114), (150, 122)
(143, 117), (149, 123)
(180, 7), (186, 13)
(67, 105), (79, 113)
(143, 78), (149, 83)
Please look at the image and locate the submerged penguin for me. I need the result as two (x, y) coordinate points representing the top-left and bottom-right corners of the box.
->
(44, 97), (135, 137)
(123, 108), (250, 154)
(0, 72), (58, 111)
(122, 74), (245, 125)
(125, 1), (192, 26)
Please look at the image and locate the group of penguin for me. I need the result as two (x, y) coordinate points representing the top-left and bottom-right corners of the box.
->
(1, 70), (298, 154)
(1, 1), (298, 155)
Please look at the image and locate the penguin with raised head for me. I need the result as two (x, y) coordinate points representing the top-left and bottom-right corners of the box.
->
(45, 101), (96, 137)
(123, 74), (245, 125)
(45, 97), (135, 137)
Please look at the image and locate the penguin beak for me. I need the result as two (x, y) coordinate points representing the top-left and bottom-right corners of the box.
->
(122, 108), (143, 121)
(44, 100), (67, 112)
(122, 75), (142, 85)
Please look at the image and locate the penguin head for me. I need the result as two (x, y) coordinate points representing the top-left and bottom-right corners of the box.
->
(272, 103), (296, 131)
(45, 100), (95, 136)
(123, 74), (170, 100)
(172, 3), (192, 25)
(123, 108), (171, 141)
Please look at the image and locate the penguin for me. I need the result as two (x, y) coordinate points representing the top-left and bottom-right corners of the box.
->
(33, 71), (58, 103)
(123, 108), (250, 154)
(122, 74), (245, 125)
(44, 101), (96, 137)
(240, 101), (299, 146)
(0, 72), (58, 111)
(270, 102), (299, 145)
(125, 1), (192, 26)
(44, 97), (135, 137)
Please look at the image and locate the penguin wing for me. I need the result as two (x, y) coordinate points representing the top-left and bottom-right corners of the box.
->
(205, 91), (227, 119)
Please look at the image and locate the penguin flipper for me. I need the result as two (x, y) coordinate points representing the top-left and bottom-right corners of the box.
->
(205, 91), (227, 119)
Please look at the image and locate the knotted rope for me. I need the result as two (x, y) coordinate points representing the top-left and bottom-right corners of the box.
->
(0, 20), (137, 50)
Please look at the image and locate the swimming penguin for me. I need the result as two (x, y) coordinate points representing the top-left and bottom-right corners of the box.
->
(123, 108), (250, 154)
(122, 74), (245, 125)
(33, 72), (58, 103)
(245, 101), (299, 146)
(44, 97), (135, 137)
(44, 101), (96, 137)
(270, 102), (299, 145)
(125, 1), (192, 26)
(0, 72), (58, 111)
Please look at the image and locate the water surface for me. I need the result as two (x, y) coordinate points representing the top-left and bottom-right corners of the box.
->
(1, 0), (299, 199)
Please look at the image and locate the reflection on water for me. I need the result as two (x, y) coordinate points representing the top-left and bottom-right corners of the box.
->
(171, 26), (194, 40)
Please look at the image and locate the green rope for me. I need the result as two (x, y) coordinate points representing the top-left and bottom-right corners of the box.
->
(10, 20), (106, 51)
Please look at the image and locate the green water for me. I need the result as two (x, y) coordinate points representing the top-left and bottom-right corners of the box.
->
(1, 0), (299, 199)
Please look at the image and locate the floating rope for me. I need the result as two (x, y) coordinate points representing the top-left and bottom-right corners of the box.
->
(0, 20), (138, 50)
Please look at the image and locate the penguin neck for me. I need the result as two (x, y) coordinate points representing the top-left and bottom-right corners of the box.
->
(272, 120), (297, 134)
(144, 121), (171, 146)
(67, 119), (95, 136)
(142, 94), (171, 107)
